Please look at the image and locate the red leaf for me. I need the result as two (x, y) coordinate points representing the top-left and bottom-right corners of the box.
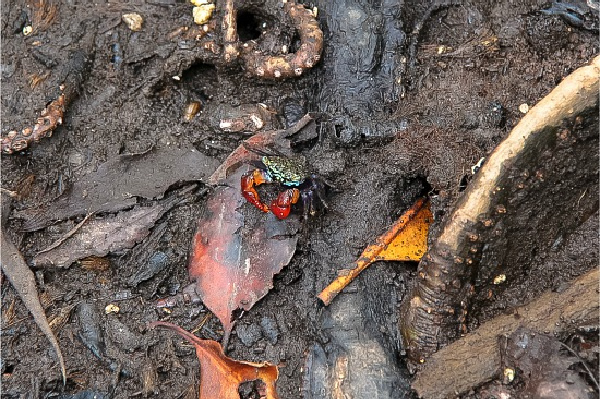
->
(189, 166), (299, 336)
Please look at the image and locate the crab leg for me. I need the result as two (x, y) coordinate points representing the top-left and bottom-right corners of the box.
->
(271, 188), (300, 220)
(241, 168), (271, 212)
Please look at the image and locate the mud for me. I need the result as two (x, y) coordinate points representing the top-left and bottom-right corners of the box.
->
(1, 0), (598, 397)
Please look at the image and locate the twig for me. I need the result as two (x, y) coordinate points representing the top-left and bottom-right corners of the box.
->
(36, 212), (93, 255)
(560, 341), (599, 390)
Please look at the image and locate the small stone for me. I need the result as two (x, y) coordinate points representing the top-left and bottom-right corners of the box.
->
(518, 103), (529, 114)
(503, 367), (515, 383)
(236, 323), (262, 347)
(260, 317), (279, 344)
(122, 14), (143, 32)
(190, 0), (209, 4)
(493, 274), (506, 285)
(22, 26), (33, 36)
(193, 4), (215, 25)
(105, 304), (120, 314)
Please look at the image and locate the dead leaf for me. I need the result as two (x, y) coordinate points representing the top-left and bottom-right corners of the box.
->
(318, 198), (432, 305)
(208, 114), (314, 185)
(150, 321), (280, 399)
(189, 116), (315, 338)
(189, 166), (299, 339)
(0, 232), (66, 384)
(15, 149), (219, 232)
(32, 190), (189, 268)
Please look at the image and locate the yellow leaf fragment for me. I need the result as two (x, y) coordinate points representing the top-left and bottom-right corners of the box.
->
(318, 198), (432, 305)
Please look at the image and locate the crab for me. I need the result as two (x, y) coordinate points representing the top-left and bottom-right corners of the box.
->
(241, 151), (328, 220)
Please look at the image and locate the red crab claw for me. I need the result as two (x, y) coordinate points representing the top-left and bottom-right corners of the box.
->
(271, 188), (300, 220)
(241, 169), (270, 212)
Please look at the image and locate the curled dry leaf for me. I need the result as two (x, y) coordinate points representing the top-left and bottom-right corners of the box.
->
(150, 321), (279, 399)
(0, 232), (66, 384)
(318, 198), (431, 305)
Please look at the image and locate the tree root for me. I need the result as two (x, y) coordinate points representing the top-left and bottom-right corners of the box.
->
(411, 269), (599, 398)
(399, 55), (600, 367)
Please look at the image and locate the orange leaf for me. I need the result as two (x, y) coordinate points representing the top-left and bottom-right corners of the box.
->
(317, 198), (432, 305)
(150, 321), (280, 399)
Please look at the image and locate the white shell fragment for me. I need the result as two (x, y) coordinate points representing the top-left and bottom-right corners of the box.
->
(23, 26), (33, 35)
(503, 367), (515, 383)
(193, 4), (215, 25)
(122, 13), (144, 32)
(493, 274), (506, 285)
(250, 114), (264, 129)
(190, 0), (209, 5)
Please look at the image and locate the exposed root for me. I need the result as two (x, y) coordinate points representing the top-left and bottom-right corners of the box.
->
(223, 0), (323, 79)
(1, 92), (65, 154)
(399, 55), (600, 368)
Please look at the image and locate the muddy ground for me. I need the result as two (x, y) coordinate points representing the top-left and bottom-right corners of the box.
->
(1, 0), (598, 398)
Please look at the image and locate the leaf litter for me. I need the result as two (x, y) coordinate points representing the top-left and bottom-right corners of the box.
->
(151, 321), (280, 399)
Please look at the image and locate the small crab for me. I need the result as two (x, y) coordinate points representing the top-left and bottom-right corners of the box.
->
(241, 148), (328, 220)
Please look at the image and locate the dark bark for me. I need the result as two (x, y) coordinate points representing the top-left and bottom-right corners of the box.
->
(411, 269), (599, 398)
(400, 56), (600, 368)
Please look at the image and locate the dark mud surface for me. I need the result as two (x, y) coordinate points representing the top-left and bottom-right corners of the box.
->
(1, 0), (598, 397)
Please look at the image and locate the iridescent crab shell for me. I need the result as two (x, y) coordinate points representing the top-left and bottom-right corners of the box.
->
(262, 155), (308, 186)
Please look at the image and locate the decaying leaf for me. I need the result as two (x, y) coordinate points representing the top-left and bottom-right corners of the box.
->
(150, 321), (280, 399)
(14, 149), (218, 232)
(208, 114), (315, 185)
(33, 190), (190, 268)
(189, 166), (300, 339)
(1, 232), (66, 384)
(318, 198), (431, 305)
(186, 118), (319, 339)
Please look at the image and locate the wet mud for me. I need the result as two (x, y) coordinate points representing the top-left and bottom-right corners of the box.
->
(1, 0), (598, 397)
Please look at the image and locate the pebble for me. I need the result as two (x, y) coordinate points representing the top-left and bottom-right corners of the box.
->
(260, 317), (279, 344)
(236, 323), (262, 347)
(122, 14), (143, 32)
(519, 103), (530, 114)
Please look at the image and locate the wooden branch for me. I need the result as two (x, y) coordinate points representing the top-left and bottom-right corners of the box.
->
(412, 269), (599, 398)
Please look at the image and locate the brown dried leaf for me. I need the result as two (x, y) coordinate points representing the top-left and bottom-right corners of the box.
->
(151, 321), (279, 399)
(0, 232), (66, 383)
(33, 194), (183, 267)
(14, 149), (218, 232)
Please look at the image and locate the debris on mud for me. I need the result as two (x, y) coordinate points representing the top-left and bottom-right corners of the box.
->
(151, 321), (280, 399)
(318, 197), (431, 305)
(2, 0), (599, 396)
